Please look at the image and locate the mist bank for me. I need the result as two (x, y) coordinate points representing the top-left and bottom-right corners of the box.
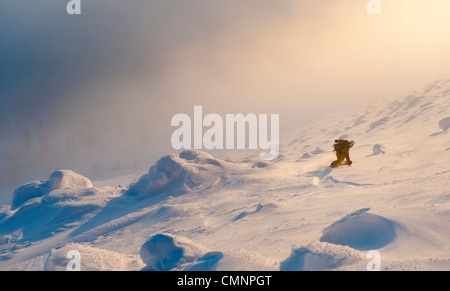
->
(1, 0), (450, 203)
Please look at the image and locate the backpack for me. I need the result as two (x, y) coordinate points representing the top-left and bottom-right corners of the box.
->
(333, 140), (352, 153)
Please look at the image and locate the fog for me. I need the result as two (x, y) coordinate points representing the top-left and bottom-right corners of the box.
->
(1, 0), (450, 204)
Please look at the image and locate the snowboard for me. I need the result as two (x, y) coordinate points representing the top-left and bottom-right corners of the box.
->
(330, 161), (353, 168)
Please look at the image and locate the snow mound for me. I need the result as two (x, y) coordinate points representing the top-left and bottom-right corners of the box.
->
(48, 170), (93, 192)
(372, 144), (386, 155)
(319, 208), (396, 251)
(439, 117), (450, 131)
(0, 170), (117, 242)
(11, 181), (48, 211)
(139, 233), (276, 271)
(279, 242), (364, 271)
(11, 170), (93, 210)
(140, 233), (222, 271)
(127, 150), (230, 196)
(44, 243), (144, 271)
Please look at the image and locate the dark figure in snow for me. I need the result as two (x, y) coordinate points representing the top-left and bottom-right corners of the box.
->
(330, 140), (355, 168)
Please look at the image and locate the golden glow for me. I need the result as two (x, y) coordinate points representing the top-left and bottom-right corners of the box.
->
(105, 0), (450, 125)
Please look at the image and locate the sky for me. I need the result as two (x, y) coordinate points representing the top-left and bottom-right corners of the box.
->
(1, 0), (450, 204)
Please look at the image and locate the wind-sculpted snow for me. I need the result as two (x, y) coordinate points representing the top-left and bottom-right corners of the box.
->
(11, 170), (93, 210)
(371, 144), (385, 156)
(138, 234), (272, 271)
(45, 243), (144, 271)
(11, 181), (48, 211)
(319, 209), (397, 251)
(126, 150), (233, 197)
(279, 242), (364, 271)
(62, 150), (243, 241)
(0, 170), (118, 243)
(140, 233), (222, 271)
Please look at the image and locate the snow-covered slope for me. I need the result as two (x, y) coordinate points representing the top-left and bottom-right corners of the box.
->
(1, 79), (449, 271)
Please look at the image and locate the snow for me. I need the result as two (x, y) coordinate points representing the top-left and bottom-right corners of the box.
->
(11, 180), (48, 211)
(371, 144), (385, 156)
(48, 170), (93, 192)
(139, 233), (216, 271)
(1, 79), (450, 271)
(0, 171), (120, 243)
(126, 150), (233, 197)
(44, 243), (143, 271)
(439, 117), (450, 131)
(279, 242), (364, 271)
(11, 170), (94, 210)
(319, 208), (396, 251)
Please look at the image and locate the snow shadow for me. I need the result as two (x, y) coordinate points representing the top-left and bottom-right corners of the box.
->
(430, 130), (447, 137)
(323, 176), (374, 187)
(431, 117), (450, 136)
(233, 203), (264, 222)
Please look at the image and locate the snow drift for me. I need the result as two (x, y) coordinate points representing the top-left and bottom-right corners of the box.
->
(139, 233), (274, 271)
(371, 144), (385, 156)
(279, 242), (365, 271)
(0, 170), (117, 242)
(126, 150), (232, 197)
(11, 170), (93, 210)
(140, 233), (223, 271)
(319, 208), (396, 251)
(45, 243), (144, 271)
